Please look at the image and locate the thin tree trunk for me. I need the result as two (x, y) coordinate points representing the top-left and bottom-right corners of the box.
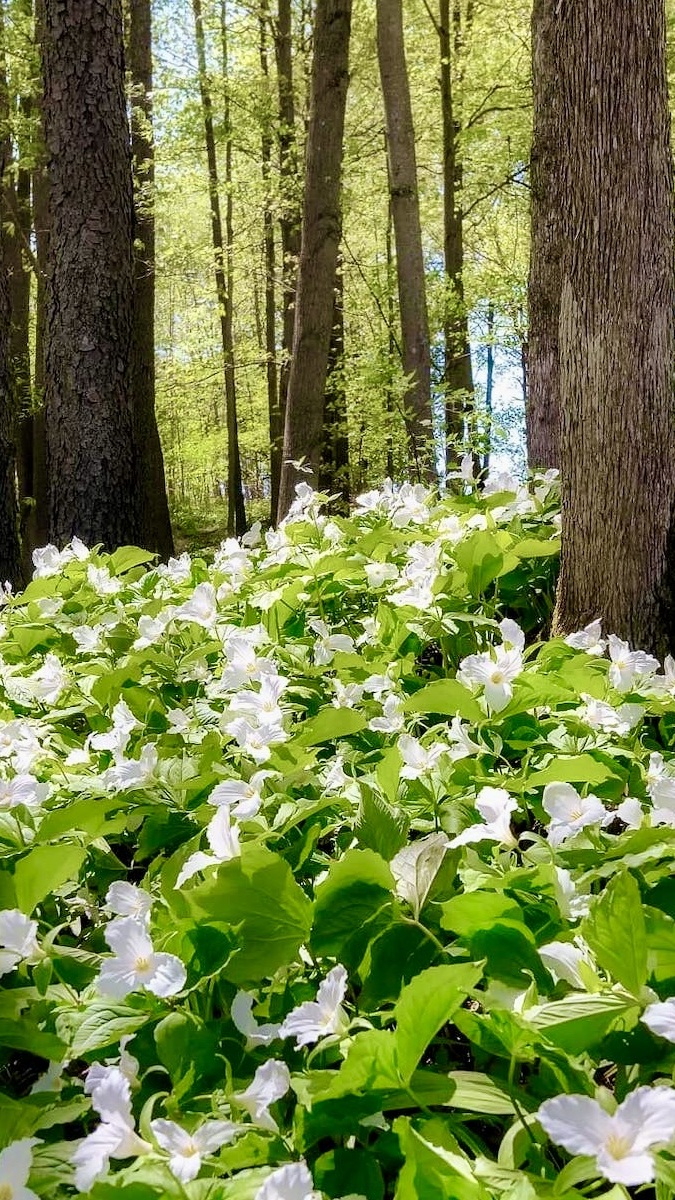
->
(30, 0), (48, 554)
(277, 0), (352, 520)
(220, 0), (246, 535)
(376, 0), (434, 484)
(385, 197), (395, 480)
(259, 1), (280, 520)
(483, 301), (494, 476)
(273, 0), (301, 517)
(128, 0), (174, 557)
(552, 0), (675, 655)
(191, 0), (245, 536)
(41, 0), (139, 547)
(0, 49), (20, 585)
(526, 0), (560, 469)
(437, 0), (473, 474)
(319, 257), (349, 510)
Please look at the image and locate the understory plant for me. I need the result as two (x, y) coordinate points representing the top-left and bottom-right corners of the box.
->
(2, 473), (675, 1198)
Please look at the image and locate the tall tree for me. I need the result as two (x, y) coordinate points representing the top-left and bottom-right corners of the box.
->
(376, 0), (433, 483)
(272, 0), (301, 517)
(526, 0), (560, 469)
(552, 0), (675, 653)
(41, 0), (139, 547)
(0, 153), (20, 583)
(258, 0), (280, 521)
(191, 0), (246, 536)
(128, 0), (174, 557)
(318, 259), (350, 509)
(277, 0), (352, 520)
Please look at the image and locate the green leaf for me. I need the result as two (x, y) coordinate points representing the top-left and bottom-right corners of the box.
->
(183, 844), (313, 985)
(297, 706), (366, 746)
(528, 754), (619, 787)
(531, 992), (639, 1053)
(109, 546), (157, 574)
(440, 891), (522, 937)
(583, 871), (648, 996)
(14, 844), (87, 915)
(0, 1019), (66, 1060)
(394, 963), (483, 1083)
(311, 848), (395, 967)
(69, 1001), (151, 1057)
(404, 679), (483, 721)
(313, 1147), (385, 1200)
(394, 1116), (490, 1200)
(645, 906), (675, 982)
(445, 1070), (516, 1115)
(355, 789), (409, 861)
(454, 530), (505, 597)
(390, 832), (452, 918)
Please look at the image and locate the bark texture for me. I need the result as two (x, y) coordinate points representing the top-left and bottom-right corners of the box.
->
(439, 0), (473, 472)
(319, 261), (350, 510)
(192, 0), (246, 536)
(128, 0), (174, 558)
(0, 245), (20, 586)
(273, 0), (301, 516)
(527, 0), (561, 469)
(377, 0), (433, 482)
(259, 2), (280, 521)
(42, 0), (139, 547)
(277, 0), (352, 520)
(552, 0), (675, 655)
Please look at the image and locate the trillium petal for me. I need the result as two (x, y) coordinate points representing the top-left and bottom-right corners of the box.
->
(0, 1138), (39, 1188)
(619, 1086), (675, 1151)
(193, 1120), (240, 1153)
(72, 1122), (127, 1192)
(146, 952), (186, 997)
(595, 1148), (655, 1186)
(537, 1094), (614, 1157)
(254, 1161), (317, 1200)
(642, 999), (675, 1042)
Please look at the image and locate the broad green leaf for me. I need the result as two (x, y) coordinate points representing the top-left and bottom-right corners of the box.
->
(298, 707), (366, 745)
(394, 1116), (491, 1200)
(355, 788), (409, 861)
(0, 1019), (66, 1060)
(184, 844), (313, 985)
(311, 848), (395, 966)
(454, 530), (505, 597)
(109, 546), (157, 574)
(394, 963), (483, 1082)
(445, 1071), (516, 1115)
(645, 906), (675, 982)
(69, 1001), (152, 1057)
(440, 891), (522, 936)
(532, 992), (639, 1052)
(14, 844), (87, 915)
(38, 798), (126, 841)
(583, 871), (647, 996)
(390, 832), (451, 918)
(404, 679), (483, 721)
(313, 1147), (385, 1200)
(528, 754), (620, 787)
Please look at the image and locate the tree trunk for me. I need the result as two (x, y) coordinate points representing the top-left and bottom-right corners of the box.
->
(273, 0), (301, 518)
(438, 0), (473, 475)
(376, 0), (434, 483)
(41, 0), (139, 548)
(483, 301), (494, 476)
(319, 258), (349, 510)
(128, 0), (174, 557)
(276, 0), (352, 520)
(259, 1), (280, 521)
(0, 234), (20, 587)
(29, 0), (49, 556)
(526, 0), (560, 469)
(551, 0), (675, 655)
(191, 0), (245, 536)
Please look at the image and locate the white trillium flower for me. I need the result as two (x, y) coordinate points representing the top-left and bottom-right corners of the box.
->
(226, 716), (287, 763)
(0, 774), (49, 811)
(364, 561), (399, 589)
(577, 693), (643, 735)
(73, 1067), (150, 1191)
(537, 1087), (675, 1186)
(177, 582), (219, 629)
(0, 910), (41, 976)
(102, 744), (158, 793)
(308, 618), (355, 665)
(538, 938), (595, 989)
(615, 797), (643, 828)
(446, 717), (481, 761)
(542, 783), (610, 847)
(0, 1138), (41, 1200)
(229, 674), (288, 727)
(332, 680), (365, 709)
(97, 917), (186, 999)
(458, 645), (523, 712)
(448, 786), (518, 849)
(642, 998), (675, 1042)
(499, 618), (525, 652)
(150, 1118), (239, 1183)
(233, 1059), (291, 1132)
(231, 991), (281, 1048)
(30, 1060), (66, 1094)
(87, 564), (121, 595)
(255, 1161), (319, 1200)
(28, 653), (68, 704)
(105, 881), (153, 927)
(84, 1038), (140, 1098)
(399, 733), (446, 779)
(88, 700), (140, 758)
(565, 619), (606, 656)
(175, 807), (241, 888)
(209, 771), (270, 819)
(279, 964), (349, 1048)
(607, 634), (659, 693)
(553, 867), (591, 922)
(368, 693), (405, 733)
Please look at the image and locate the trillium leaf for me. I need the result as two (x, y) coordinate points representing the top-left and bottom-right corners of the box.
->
(298, 706), (366, 745)
(404, 679), (483, 721)
(311, 848), (396, 966)
(183, 844), (313, 985)
(69, 1000), (152, 1056)
(440, 891), (523, 937)
(531, 992), (640, 1053)
(453, 530), (506, 597)
(582, 870), (648, 996)
(528, 754), (621, 787)
(355, 788), (410, 861)
(394, 1116), (491, 1200)
(313, 1147), (385, 1200)
(394, 962), (483, 1083)
(14, 843), (87, 915)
